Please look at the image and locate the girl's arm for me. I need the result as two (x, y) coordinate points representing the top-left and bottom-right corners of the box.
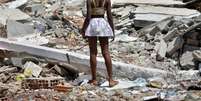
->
(106, 0), (114, 34)
(81, 0), (91, 35)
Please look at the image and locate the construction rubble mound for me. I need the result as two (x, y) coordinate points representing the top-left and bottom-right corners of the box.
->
(0, 0), (201, 100)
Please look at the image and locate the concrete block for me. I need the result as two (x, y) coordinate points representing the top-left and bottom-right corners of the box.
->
(7, 20), (34, 38)
(167, 36), (184, 56)
(156, 39), (167, 61)
(180, 51), (195, 70)
(0, 8), (30, 25)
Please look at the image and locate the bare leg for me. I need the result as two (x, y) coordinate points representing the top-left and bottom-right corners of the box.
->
(88, 37), (98, 85)
(99, 37), (118, 87)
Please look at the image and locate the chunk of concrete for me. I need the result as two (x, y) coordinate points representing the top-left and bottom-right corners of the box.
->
(156, 39), (167, 61)
(7, 20), (34, 38)
(167, 36), (184, 56)
(180, 51), (195, 70)
(0, 8), (30, 25)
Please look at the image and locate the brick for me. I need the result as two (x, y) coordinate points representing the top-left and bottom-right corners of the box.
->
(22, 77), (64, 90)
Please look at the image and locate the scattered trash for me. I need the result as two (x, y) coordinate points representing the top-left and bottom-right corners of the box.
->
(23, 61), (42, 77)
(100, 78), (147, 91)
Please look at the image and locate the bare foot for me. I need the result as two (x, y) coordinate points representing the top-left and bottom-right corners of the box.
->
(109, 80), (118, 87)
(88, 80), (98, 86)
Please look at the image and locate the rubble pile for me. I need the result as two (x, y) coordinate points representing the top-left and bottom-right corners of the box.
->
(0, 0), (201, 100)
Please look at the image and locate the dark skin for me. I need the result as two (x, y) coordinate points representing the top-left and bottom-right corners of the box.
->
(81, 0), (118, 87)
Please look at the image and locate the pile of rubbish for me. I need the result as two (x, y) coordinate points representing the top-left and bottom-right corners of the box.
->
(0, 0), (201, 100)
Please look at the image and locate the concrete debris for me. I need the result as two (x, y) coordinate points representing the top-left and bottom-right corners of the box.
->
(7, 20), (34, 38)
(0, 8), (30, 25)
(0, 0), (200, 100)
(6, 0), (28, 9)
(133, 6), (200, 27)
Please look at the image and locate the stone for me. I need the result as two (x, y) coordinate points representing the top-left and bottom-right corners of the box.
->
(7, 20), (34, 38)
(167, 36), (184, 56)
(156, 39), (167, 61)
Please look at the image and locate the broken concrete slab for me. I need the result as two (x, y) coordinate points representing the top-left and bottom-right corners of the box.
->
(0, 8), (30, 25)
(133, 6), (200, 27)
(7, 20), (34, 38)
(111, 0), (184, 7)
(68, 52), (173, 79)
(167, 36), (184, 56)
(156, 39), (167, 61)
(134, 6), (200, 17)
(0, 38), (69, 62)
(6, 0), (28, 9)
(134, 14), (171, 27)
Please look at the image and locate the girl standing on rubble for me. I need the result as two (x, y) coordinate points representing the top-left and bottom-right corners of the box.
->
(81, 0), (118, 87)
